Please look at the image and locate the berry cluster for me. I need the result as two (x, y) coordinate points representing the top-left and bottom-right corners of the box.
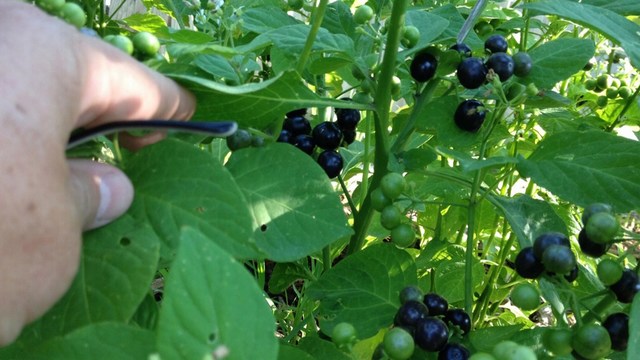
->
(585, 73), (633, 108)
(104, 32), (161, 60)
(276, 105), (360, 179)
(514, 232), (578, 281)
(371, 173), (417, 248)
(376, 285), (471, 360)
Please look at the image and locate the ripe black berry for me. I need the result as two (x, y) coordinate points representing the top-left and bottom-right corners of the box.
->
(414, 317), (449, 352)
(603, 312), (629, 351)
(578, 228), (610, 258)
(226, 129), (253, 151)
(564, 265), (579, 282)
(444, 309), (471, 335)
(513, 52), (533, 77)
(485, 34), (508, 54)
(410, 52), (438, 82)
(456, 57), (488, 89)
(283, 115), (311, 136)
(293, 134), (315, 155)
(312, 121), (343, 150)
(286, 108), (307, 118)
(515, 247), (544, 279)
(438, 343), (470, 360)
(335, 108), (361, 131)
(533, 233), (571, 260)
(277, 129), (294, 143)
(486, 52), (514, 81)
(394, 300), (429, 329)
(423, 293), (448, 317)
(342, 129), (356, 145)
(609, 268), (640, 303)
(450, 43), (472, 58)
(317, 150), (343, 179)
(454, 99), (486, 132)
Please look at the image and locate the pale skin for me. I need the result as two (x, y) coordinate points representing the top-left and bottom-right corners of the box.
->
(0, 2), (195, 345)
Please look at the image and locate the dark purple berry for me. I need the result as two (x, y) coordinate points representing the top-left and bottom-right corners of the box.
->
(317, 150), (343, 178)
(423, 293), (448, 317)
(277, 129), (294, 144)
(450, 43), (472, 58)
(456, 57), (488, 89)
(283, 115), (311, 135)
(515, 247), (544, 279)
(454, 99), (486, 132)
(609, 268), (640, 303)
(394, 300), (429, 329)
(342, 129), (356, 145)
(564, 265), (579, 282)
(312, 121), (343, 150)
(444, 309), (471, 335)
(578, 228), (610, 258)
(485, 34), (508, 54)
(293, 134), (315, 155)
(410, 52), (438, 82)
(286, 108), (307, 118)
(335, 108), (361, 131)
(603, 312), (629, 351)
(414, 317), (449, 352)
(486, 52), (514, 81)
(438, 343), (470, 360)
(533, 232), (571, 260)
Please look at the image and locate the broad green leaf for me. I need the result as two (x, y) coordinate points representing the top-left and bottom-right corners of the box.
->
(306, 243), (417, 339)
(435, 254), (485, 305)
(269, 262), (314, 294)
(296, 336), (352, 360)
(321, 1), (357, 38)
(14, 215), (160, 343)
(165, 29), (214, 44)
(125, 139), (262, 261)
(523, 38), (595, 89)
(517, 130), (640, 212)
(193, 54), (241, 83)
(491, 194), (568, 249)
(157, 228), (278, 360)
(167, 71), (373, 129)
(278, 344), (316, 360)
(525, 0), (640, 68)
(628, 294), (640, 360)
(23, 323), (155, 360)
(400, 147), (438, 172)
(469, 325), (524, 352)
(436, 146), (518, 173)
(579, 0), (640, 16)
(401, 10), (450, 57)
(225, 144), (353, 261)
(241, 7), (301, 34)
(122, 13), (168, 34)
(431, 4), (484, 50)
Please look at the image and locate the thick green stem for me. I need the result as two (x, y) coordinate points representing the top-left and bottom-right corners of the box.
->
(391, 79), (441, 153)
(296, 0), (330, 74)
(347, 0), (409, 255)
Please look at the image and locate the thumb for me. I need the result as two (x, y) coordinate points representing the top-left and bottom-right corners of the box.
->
(67, 160), (134, 230)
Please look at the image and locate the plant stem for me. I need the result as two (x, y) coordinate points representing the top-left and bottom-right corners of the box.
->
(296, 0), (329, 74)
(338, 175), (358, 217)
(582, 293), (616, 323)
(347, 0), (409, 255)
(391, 78), (441, 153)
(605, 85), (640, 132)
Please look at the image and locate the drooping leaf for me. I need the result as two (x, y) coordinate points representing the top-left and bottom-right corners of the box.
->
(491, 194), (568, 248)
(22, 323), (155, 360)
(523, 38), (595, 89)
(225, 144), (353, 261)
(12, 215), (160, 345)
(517, 130), (640, 212)
(124, 139), (262, 261)
(525, 0), (640, 68)
(157, 228), (278, 360)
(306, 243), (417, 339)
(167, 71), (373, 129)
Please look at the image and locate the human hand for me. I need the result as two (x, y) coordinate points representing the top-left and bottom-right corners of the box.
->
(0, 1), (195, 345)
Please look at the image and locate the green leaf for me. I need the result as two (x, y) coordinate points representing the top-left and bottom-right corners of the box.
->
(225, 144), (353, 261)
(579, 0), (640, 16)
(321, 1), (357, 38)
(25, 323), (155, 360)
(401, 10), (450, 57)
(516, 130), (640, 212)
(122, 13), (168, 34)
(436, 146), (518, 173)
(157, 228), (278, 360)
(167, 71), (373, 129)
(306, 243), (417, 339)
(241, 6), (301, 34)
(14, 215), (160, 343)
(523, 38), (595, 89)
(125, 139), (262, 261)
(193, 54), (241, 83)
(431, 4), (484, 50)
(492, 195), (568, 248)
(269, 262), (314, 294)
(628, 294), (640, 360)
(469, 325), (524, 352)
(296, 336), (352, 360)
(278, 344), (316, 360)
(525, 0), (640, 68)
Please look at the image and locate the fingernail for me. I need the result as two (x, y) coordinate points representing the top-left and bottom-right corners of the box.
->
(91, 170), (133, 229)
